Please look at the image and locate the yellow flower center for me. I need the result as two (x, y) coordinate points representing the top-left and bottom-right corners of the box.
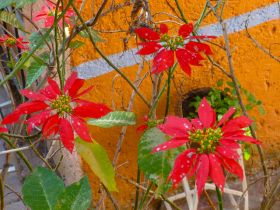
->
(160, 34), (184, 50)
(189, 128), (222, 153)
(6, 38), (16, 45)
(50, 95), (72, 116)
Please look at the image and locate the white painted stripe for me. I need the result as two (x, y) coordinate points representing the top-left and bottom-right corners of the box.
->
(76, 2), (280, 79)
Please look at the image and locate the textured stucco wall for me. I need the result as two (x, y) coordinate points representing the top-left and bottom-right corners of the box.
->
(71, 0), (280, 208)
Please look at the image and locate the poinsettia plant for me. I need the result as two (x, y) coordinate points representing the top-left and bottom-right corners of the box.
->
(2, 72), (111, 152)
(152, 98), (259, 196)
(0, 0), (272, 210)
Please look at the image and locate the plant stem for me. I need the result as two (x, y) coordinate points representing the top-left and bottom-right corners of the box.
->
(134, 167), (141, 210)
(164, 68), (172, 117)
(215, 186), (223, 210)
(0, 135), (33, 172)
(174, 0), (188, 23)
(148, 63), (177, 118)
(138, 182), (153, 210)
(27, 138), (53, 170)
(160, 194), (181, 210)
(0, 175), (4, 210)
(54, 1), (63, 89)
(148, 80), (167, 118)
(1, 132), (41, 140)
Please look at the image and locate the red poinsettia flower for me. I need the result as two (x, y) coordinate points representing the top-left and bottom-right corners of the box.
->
(0, 35), (29, 50)
(0, 125), (8, 133)
(135, 23), (214, 75)
(152, 98), (260, 197)
(2, 72), (111, 152)
(34, 0), (75, 28)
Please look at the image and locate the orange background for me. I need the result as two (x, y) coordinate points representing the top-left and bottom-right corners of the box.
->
(71, 0), (280, 208)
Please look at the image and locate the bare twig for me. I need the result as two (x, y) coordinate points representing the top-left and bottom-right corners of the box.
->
(245, 19), (280, 63)
(4, 184), (23, 202)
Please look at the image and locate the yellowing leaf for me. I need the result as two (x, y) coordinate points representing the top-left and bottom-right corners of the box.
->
(75, 138), (117, 192)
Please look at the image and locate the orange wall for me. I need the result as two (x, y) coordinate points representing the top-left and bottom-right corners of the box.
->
(71, 0), (280, 208)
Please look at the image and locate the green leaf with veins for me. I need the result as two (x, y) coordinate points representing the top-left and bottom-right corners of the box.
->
(54, 177), (92, 210)
(22, 167), (65, 210)
(87, 111), (136, 128)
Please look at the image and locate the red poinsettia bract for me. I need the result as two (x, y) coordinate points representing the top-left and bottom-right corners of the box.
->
(135, 23), (214, 75)
(2, 72), (111, 152)
(0, 35), (29, 50)
(152, 98), (260, 197)
(34, 0), (75, 28)
(0, 125), (8, 133)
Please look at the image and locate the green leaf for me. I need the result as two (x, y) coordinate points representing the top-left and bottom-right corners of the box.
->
(29, 30), (51, 50)
(0, 0), (14, 9)
(247, 93), (256, 104)
(0, 11), (24, 30)
(258, 106), (266, 115)
(22, 167), (65, 210)
(15, 0), (37, 8)
(18, 52), (31, 69)
(75, 138), (117, 192)
(26, 53), (49, 87)
(79, 28), (104, 42)
(138, 128), (178, 194)
(55, 177), (92, 210)
(243, 145), (251, 160)
(87, 111), (136, 128)
(0, 0), (37, 9)
(226, 81), (235, 87)
(69, 40), (85, 49)
(245, 104), (253, 111)
(217, 79), (223, 87)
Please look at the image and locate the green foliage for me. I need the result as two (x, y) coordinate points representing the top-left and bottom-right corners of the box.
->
(187, 80), (265, 118)
(243, 144), (251, 161)
(54, 177), (92, 210)
(79, 28), (104, 42)
(75, 137), (118, 192)
(0, 11), (24, 31)
(138, 128), (181, 195)
(26, 53), (50, 87)
(29, 30), (52, 50)
(22, 167), (92, 210)
(22, 167), (65, 210)
(69, 40), (85, 49)
(87, 111), (136, 128)
(0, 0), (37, 9)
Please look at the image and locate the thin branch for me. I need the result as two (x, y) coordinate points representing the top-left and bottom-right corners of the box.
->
(174, 0), (188, 23)
(4, 184), (23, 202)
(245, 19), (280, 63)
(0, 145), (31, 156)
